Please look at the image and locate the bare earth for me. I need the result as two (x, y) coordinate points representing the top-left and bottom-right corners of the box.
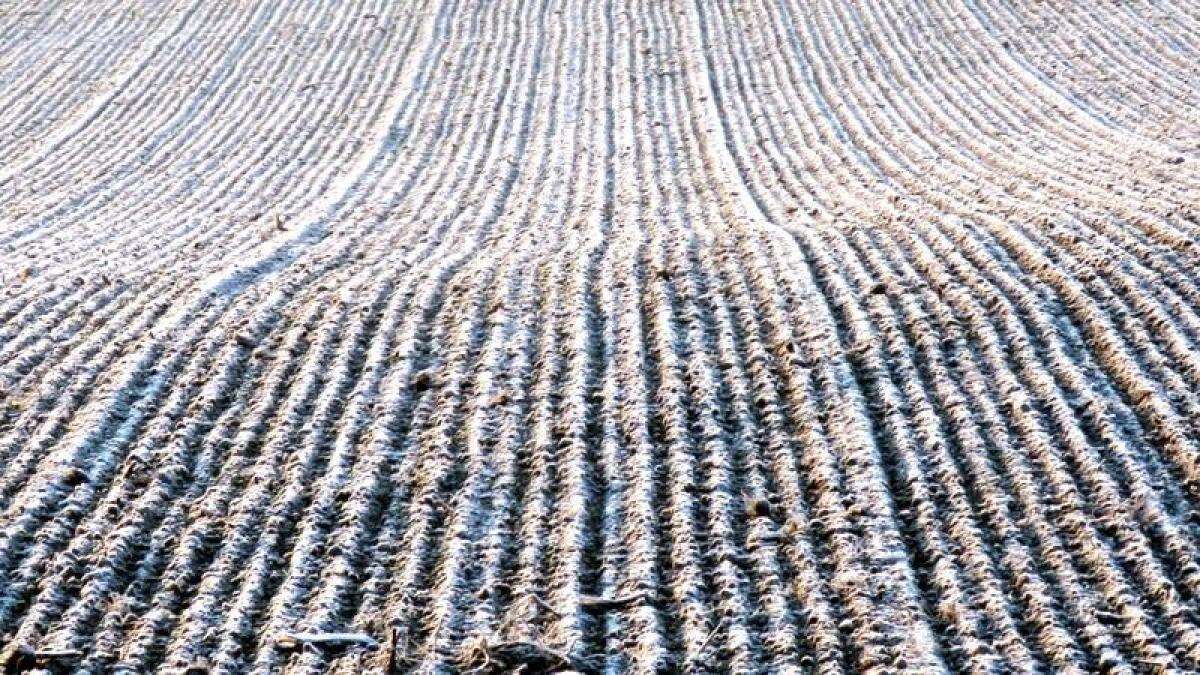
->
(2, 0), (1200, 672)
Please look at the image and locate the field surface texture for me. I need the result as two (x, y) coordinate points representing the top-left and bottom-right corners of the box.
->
(2, 0), (1200, 672)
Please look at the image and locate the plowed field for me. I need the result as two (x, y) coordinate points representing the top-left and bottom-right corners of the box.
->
(2, 0), (1200, 672)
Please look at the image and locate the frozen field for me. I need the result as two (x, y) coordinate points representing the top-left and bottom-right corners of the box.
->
(2, 0), (1200, 672)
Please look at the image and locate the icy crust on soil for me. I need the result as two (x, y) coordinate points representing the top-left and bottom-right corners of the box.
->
(2, 0), (1200, 672)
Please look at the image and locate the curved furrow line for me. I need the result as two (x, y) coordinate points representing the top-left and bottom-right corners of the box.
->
(24, 297), (300, 656)
(897, 218), (1200, 528)
(136, 263), (374, 673)
(682, 93), (849, 675)
(816, 0), (1200, 212)
(258, 0), (549, 658)
(244, 9), (560, 670)
(720, 78), (1200, 658)
(918, 220), (1200, 582)
(650, 4), (861, 668)
(748, 22), (1200, 526)
(870, 227), (1144, 669)
(0, 0), (460, 429)
(684, 7), (951, 671)
(945, 227), (1200, 637)
(0, 289), (216, 519)
(953, 0), (1200, 164)
(890, 221), (1195, 667)
(0, 286), (182, 488)
(859, 225), (1135, 671)
(966, 0), (1200, 147)
(639, 38), (757, 675)
(651, 33), (795, 671)
(740, 230), (952, 672)
(884, 210), (1200, 663)
(624, 2), (727, 667)
(1102, 0), (1200, 59)
(841, 227), (1088, 670)
(352, 14), (578, 667)
(200, 235), (503, 671)
(800, 230), (1030, 673)
(758, 0), (1200, 283)
(996, 1), (1200, 131)
(0, 0), (448, 478)
(0, 290), (306, 637)
(196, 3), (533, 668)
(0, 0), (304, 246)
(0, 5), (178, 149)
(696, 1), (1200, 667)
(73, 293), (331, 673)
(0, 0), (283, 199)
(407, 11), (608, 672)
(475, 4), (620, 668)
(0, 301), (228, 634)
(972, 216), (1200, 419)
(0, 0), (83, 55)
(700, 0), (1200, 662)
(827, 0), (1200, 277)
(0, 0), (209, 189)
(0, 280), (109, 366)
(700, 0), (1200, 526)
(3, 0), (415, 265)
(681, 6), (988, 662)
(928, 216), (1200, 500)
(0, 0), (187, 155)
(676, 149), (916, 667)
(675, 6), (884, 672)
(1120, 0), (1200, 56)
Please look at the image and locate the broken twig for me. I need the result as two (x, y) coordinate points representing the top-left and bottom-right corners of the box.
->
(578, 592), (646, 612)
(1, 645), (83, 674)
(275, 632), (378, 651)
